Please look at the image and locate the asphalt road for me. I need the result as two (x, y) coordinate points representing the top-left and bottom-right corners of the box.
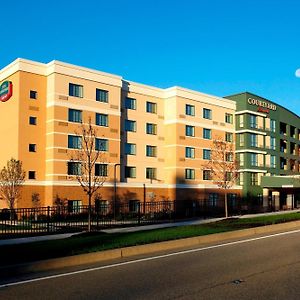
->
(1, 229), (300, 299)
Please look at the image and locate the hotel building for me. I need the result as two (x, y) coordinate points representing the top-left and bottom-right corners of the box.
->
(0, 59), (240, 209)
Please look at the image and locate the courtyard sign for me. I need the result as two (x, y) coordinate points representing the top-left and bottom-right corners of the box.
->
(0, 81), (13, 102)
(247, 97), (277, 111)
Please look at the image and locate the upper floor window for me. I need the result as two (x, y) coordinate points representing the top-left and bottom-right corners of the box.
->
(146, 101), (157, 113)
(67, 162), (81, 175)
(68, 109), (82, 123)
(203, 108), (212, 120)
(270, 119), (276, 133)
(125, 120), (137, 132)
(95, 138), (108, 151)
(69, 83), (83, 98)
(125, 97), (136, 110)
(185, 147), (195, 158)
(270, 137), (276, 150)
(185, 168), (195, 180)
(186, 125), (195, 137)
(30, 90), (37, 99)
(95, 164), (108, 177)
(250, 134), (258, 147)
(239, 115), (244, 128)
(250, 115), (258, 129)
(250, 153), (258, 166)
(28, 171), (36, 180)
(225, 132), (233, 142)
(96, 113), (108, 127)
(146, 123), (157, 135)
(203, 170), (211, 180)
(68, 135), (82, 149)
(29, 144), (37, 152)
(146, 167), (157, 180)
(225, 153), (233, 162)
(29, 116), (37, 125)
(225, 113), (233, 124)
(203, 149), (211, 160)
(146, 145), (157, 157)
(125, 143), (136, 155)
(185, 104), (195, 116)
(250, 173), (258, 185)
(96, 89), (108, 103)
(125, 166), (136, 178)
(270, 155), (276, 168)
(203, 128), (211, 139)
(239, 134), (245, 147)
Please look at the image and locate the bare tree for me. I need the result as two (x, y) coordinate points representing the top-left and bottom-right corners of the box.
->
(69, 117), (107, 232)
(0, 158), (25, 210)
(203, 137), (239, 218)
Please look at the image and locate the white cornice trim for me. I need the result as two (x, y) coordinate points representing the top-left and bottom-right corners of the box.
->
(235, 149), (267, 154)
(239, 169), (268, 173)
(235, 110), (266, 117)
(236, 129), (267, 135)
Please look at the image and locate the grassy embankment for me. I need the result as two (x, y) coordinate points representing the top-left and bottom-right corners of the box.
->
(1, 212), (300, 266)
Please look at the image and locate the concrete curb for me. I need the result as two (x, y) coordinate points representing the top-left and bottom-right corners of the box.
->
(3, 220), (300, 275)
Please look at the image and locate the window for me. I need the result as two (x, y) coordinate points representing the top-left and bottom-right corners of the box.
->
(28, 171), (36, 179)
(239, 173), (244, 185)
(203, 108), (212, 120)
(96, 113), (108, 126)
(250, 115), (257, 128)
(124, 97), (136, 110)
(30, 90), (37, 99)
(129, 200), (140, 213)
(239, 134), (245, 147)
(203, 149), (211, 160)
(250, 153), (258, 166)
(96, 89), (108, 102)
(69, 83), (83, 98)
(29, 116), (37, 125)
(239, 115), (244, 128)
(185, 147), (195, 158)
(270, 137), (276, 150)
(226, 172), (233, 181)
(146, 101), (157, 113)
(185, 125), (195, 137)
(67, 200), (82, 213)
(95, 138), (108, 151)
(186, 104), (195, 116)
(185, 169), (195, 180)
(68, 135), (82, 149)
(239, 153), (244, 166)
(225, 113), (233, 124)
(125, 120), (137, 132)
(270, 119), (276, 132)
(95, 200), (109, 215)
(203, 170), (211, 180)
(125, 143), (136, 155)
(270, 155), (276, 168)
(68, 162), (81, 175)
(250, 134), (258, 147)
(29, 143), (36, 152)
(250, 173), (258, 185)
(208, 193), (218, 206)
(225, 132), (233, 142)
(226, 153), (233, 162)
(146, 167), (157, 179)
(146, 145), (157, 157)
(125, 166), (136, 178)
(95, 164), (108, 177)
(68, 109), (82, 123)
(203, 128), (211, 139)
(146, 123), (157, 135)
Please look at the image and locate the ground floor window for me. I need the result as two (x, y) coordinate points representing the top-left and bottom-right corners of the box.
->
(95, 200), (109, 214)
(129, 200), (140, 213)
(208, 193), (218, 206)
(68, 200), (82, 213)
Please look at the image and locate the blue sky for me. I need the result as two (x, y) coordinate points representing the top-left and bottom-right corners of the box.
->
(2, 0), (300, 114)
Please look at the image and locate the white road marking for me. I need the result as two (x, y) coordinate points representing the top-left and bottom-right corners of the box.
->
(1, 228), (300, 289)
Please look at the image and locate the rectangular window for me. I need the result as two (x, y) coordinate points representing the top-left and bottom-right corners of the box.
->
(203, 170), (211, 180)
(68, 135), (82, 149)
(28, 171), (36, 179)
(186, 104), (195, 116)
(29, 116), (37, 125)
(208, 193), (218, 206)
(226, 172), (233, 181)
(185, 169), (195, 180)
(203, 108), (212, 120)
(185, 147), (195, 158)
(225, 132), (233, 142)
(67, 200), (82, 213)
(239, 173), (244, 185)
(185, 125), (195, 137)
(239, 134), (245, 147)
(96, 113), (108, 126)
(226, 153), (233, 162)
(69, 83), (83, 98)
(129, 200), (140, 213)
(67, 162), (81, 175)
(203, 128), (211, 139)
(125, 143), (136, 155)
(270, 119), (276, 132)
(124, 97), (136, 110)
(95, 164), (108, 177)
(270, 137), (276, 150)
(225, 113), (233, 124)
(95, 138), (108, 151)
(146, 145), (157, 157)
(239, 115), (244, 128)
(270, 155), (276, 168)
(30, 90), (37, 99)
(239, 153), (244, 166)
(125, 166), (136, 178)
(250, 153), (258, 166)
(250, 173), (258, 185)
(68, 109), (82, 123)
(146, 101), (157, 113)
(250, 115), (258, 129)
(29, 144), (36, 152)
(250, 134), (258, 147)
(96, 89), (108, 102)
(146, 167), (157, 180)
(146, 123), (157, 135)
(203, 149), (211, 160)
(125, 120), (137, 132)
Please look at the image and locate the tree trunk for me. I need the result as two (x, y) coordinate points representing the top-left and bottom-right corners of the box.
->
(88, 193), (92, 232)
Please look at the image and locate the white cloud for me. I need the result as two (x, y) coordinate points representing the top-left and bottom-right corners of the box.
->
(296, 69), (300, 78)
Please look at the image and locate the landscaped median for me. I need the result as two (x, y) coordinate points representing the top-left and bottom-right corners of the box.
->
(1, 212), (300, 271)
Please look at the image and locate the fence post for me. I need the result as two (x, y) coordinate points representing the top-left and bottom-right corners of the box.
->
(47, 206), (50, 233)
(138, 202), (141, 225)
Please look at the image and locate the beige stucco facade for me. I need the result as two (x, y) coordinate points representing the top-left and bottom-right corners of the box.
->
(0, 59), (241, 208)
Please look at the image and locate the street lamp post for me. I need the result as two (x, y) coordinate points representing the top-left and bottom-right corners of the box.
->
(114, 163), (120, 220)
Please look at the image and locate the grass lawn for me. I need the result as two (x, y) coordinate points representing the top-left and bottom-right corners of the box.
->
(1, 212), (300, 266)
